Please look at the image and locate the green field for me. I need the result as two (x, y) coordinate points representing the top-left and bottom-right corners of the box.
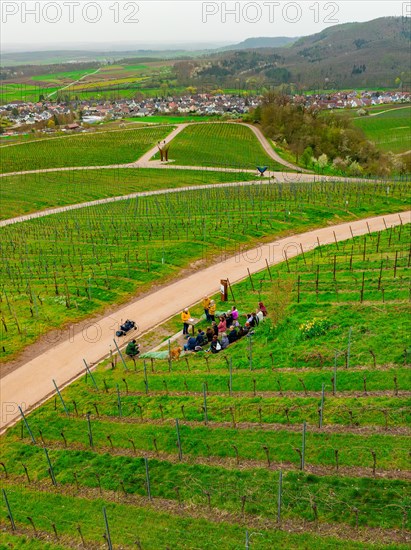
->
(0, 180), (409, 361)
(1, 226), (410, 549)
(0, 82), (60, 104)
(352, 106), (411, 153)
(31, 69), (96, 83)
(0, 126), (174, 173)
(151, 123), (286, 170)
(0, 167), (258, 220)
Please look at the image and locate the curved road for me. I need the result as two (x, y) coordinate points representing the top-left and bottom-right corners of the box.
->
(1, 211), (409, 431)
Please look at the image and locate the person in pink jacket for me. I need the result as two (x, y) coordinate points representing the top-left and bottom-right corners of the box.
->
(218, 316), (227, 334)
(231, 306), (239, 322)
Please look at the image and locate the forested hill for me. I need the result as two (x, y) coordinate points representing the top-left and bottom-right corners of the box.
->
(187, 17), (411, 89)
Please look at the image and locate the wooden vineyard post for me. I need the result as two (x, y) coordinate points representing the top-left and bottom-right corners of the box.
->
(227, 278), (236, 302)
(52, 379), (69, 415)
(284, 249), (290, 273)
(44, 447), (57, 486)
(265, 258), (273, 280)
(247, 268), (255, 291)
(299, 243), (306, 265)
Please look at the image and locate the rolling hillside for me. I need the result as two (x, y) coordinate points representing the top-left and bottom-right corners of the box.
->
(193, 17), (411, 89)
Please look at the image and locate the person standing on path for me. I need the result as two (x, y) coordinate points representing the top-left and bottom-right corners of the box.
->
(181, 308), (191, 336)
(202, 296), (211, 321)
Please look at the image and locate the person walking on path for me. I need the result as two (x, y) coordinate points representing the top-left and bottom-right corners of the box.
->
(202, 296), (211, 321)
(181, 308), (191, 336)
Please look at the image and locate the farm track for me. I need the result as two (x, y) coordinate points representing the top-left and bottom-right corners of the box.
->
(1, 210), (410, 430)
(1, 479), (410, 546)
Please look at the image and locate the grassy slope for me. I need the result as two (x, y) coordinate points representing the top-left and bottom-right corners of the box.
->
(0, 126), (174, 173)
(0, 168), (258, 220)
(1, 226), (410, 548)
(152, 123), (285, 170)
(1, 181), (409, 362)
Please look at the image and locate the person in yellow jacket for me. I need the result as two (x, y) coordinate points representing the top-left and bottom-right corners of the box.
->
(208, 300), (216, 322)
(181, 308), (191, 336)
(202, 295), (211, 321)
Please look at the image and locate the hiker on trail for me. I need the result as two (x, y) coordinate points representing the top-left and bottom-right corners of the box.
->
(125, 340), (139, 357)
(202, 296), (211, 321)
(258, 302), (268, 316)
(181, 308), (191, 336)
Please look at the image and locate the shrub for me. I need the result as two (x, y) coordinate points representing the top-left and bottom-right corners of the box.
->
(299, 318), (331, 340)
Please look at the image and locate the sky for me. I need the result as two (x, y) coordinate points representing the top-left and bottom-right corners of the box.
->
(1, 0), (409, 51)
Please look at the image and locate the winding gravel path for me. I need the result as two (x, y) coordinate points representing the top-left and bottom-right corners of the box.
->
(0, 121), (304, 177)
(1, 210), (409, 431)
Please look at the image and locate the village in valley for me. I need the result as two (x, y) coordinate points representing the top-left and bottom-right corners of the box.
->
(1, 89), (410, 134)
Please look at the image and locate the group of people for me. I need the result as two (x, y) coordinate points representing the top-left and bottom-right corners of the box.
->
(183, 300), (268, 354)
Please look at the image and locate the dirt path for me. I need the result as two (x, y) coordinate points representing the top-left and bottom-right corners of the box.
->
(46, 68), (101, 98)
(0, 173), (348, 227)
(0, 121), (304, 177)
(1, 211), (409, 431)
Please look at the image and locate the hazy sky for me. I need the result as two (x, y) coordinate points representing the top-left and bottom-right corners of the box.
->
(1, 0), (408, 51)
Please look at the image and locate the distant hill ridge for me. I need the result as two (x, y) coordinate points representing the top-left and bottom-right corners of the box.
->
(193, 16), (411, 89)
(221, 36), (297, 50)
